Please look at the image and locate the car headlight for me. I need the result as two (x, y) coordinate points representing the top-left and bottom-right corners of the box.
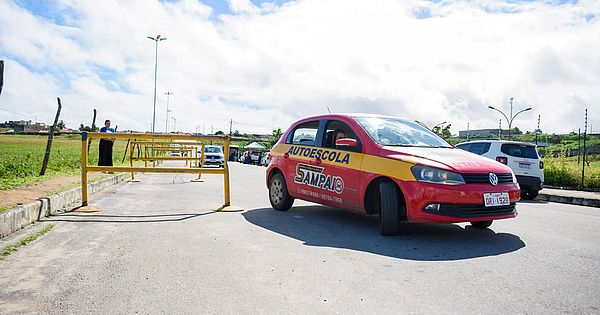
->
(411, 166), (465, 185)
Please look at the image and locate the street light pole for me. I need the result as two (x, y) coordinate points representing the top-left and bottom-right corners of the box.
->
(171, 117), (176, 132)
(488, 97), (532, 140)
(147, 34), (167, 134)
(165, 91), (173, 133)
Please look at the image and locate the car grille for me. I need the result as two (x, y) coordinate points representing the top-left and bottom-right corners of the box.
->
(462, 173), (513, 185)
(424, 203), (516, 218)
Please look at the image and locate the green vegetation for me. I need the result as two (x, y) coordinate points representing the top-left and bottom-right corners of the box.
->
(543, 155), (600, 189)
(0, 134), (131, 190)
(1, 224), (55, 258)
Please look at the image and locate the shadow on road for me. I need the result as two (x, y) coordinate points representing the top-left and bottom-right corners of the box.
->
(42, 212), (216, 223)
(243, 206), (525, 261)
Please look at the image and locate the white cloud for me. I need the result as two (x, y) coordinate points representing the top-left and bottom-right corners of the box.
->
(0, 0), (599, 135)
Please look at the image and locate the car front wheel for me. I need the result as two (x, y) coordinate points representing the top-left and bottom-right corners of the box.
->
(379, 182), (400, 236)
(269, 173), (294, 211)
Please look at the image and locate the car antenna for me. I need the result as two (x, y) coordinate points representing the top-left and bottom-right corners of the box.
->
(326, 106), (331, 113)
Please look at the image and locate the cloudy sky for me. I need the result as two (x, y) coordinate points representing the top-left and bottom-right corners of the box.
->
(0, 0), (598, 135)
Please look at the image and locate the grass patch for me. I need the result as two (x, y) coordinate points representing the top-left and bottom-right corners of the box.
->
(544, 155), (600, 189)
(0, 134), (134, 190)
(1, 224), (55, 258)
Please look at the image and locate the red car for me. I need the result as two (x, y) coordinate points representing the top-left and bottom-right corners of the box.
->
(266, 114), (520, 236)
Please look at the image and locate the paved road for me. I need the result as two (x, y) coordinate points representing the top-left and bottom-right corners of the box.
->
(1, 163), (599, 314)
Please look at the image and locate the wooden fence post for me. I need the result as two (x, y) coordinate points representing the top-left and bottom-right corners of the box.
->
(40, 97), (63, 176)
(87, 109), (97, 154)
(0, 60), (4, 97)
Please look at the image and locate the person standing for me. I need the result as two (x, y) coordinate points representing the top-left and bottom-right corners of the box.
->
(98, 119), (115, 166)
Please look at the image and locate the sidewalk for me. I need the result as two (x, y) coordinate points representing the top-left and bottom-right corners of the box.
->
(536, 188), (600, 208)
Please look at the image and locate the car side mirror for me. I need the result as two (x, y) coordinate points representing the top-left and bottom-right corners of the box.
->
(335, 138), (358, 148)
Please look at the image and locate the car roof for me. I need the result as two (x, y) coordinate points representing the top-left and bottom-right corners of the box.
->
(293, 113), (412, 124)
(456, 139), (537, 147)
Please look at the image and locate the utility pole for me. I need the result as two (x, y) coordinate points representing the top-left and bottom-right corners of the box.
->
(582, 109), (587, 190)
(535, 114), (540, 145)
(211, 125), (213, 135)
(466, 122), (470, 140)
(509, 97), (514, 137)
(165, 91), (173, 133)
(498, 119), (502, 140)
(229, 119), (233, 136)
(147, 34), (167, 134)
(577, 128), (581, 165)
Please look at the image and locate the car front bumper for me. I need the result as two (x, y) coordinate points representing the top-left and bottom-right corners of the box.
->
(398, 181), (520, 224)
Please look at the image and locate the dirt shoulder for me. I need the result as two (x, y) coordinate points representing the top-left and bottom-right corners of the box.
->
(0, 173), (106, 211)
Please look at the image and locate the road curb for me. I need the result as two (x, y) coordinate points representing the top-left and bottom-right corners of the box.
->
(0, 173), (130, 239)
(536, 193), (600, 208)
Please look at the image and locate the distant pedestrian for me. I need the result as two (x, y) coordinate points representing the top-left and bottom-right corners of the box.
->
(98, 120), (115, 167)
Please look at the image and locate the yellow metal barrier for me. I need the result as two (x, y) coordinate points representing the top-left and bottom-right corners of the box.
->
(80, 132), (240, 212)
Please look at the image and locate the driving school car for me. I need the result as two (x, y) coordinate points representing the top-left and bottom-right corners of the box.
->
(266, 114), (520, 236)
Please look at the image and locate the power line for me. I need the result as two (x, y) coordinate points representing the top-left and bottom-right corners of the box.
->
(0, 107), (32, 119)
(115, 0), (151, 76)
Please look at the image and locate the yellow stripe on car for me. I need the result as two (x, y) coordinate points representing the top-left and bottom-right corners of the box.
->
(271, 144), (416, 181)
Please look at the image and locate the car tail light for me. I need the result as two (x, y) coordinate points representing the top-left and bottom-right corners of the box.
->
(539, 161), (544, 169)
(496, 156), (508, 165)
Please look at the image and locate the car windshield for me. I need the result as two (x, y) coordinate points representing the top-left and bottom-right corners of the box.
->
(205, 147), (222, 153)
(354, 116), (452, 148)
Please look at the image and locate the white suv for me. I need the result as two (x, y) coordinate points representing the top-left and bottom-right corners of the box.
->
(456, 140), (544, 199)
(200, 145), (224, 167)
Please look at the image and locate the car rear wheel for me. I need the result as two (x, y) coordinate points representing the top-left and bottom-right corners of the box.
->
(521, 189), (538, 200)
(470, 220), (493, 229)
(269, 173), (294, 211)
(379, 182), (400, 236)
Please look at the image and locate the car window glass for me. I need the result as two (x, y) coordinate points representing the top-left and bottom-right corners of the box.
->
(469, 143), (491, 155)
(354, 116), (451, 148)
(501, 144), (538, 159)
(457, 143), (470, 151)
(321, 120), (361, 151)
(288, 121), (320, 146)
(205, 147), (222, 153)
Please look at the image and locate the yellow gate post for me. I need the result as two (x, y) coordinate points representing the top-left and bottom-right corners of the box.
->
(77, 132), (100, 212)
(81, 132), (88, 206)
(215, 137), (242, 212)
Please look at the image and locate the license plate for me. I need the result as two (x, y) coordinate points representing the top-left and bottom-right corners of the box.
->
(519, 162), (531, 169)
(483, 192), (510, 207)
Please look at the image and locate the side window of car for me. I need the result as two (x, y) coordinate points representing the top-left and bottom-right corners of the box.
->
(321, 120), (361, 152)
(457, 143), (470, 151)
(286, 121), (320, 146)
(470, 143), (491, 155)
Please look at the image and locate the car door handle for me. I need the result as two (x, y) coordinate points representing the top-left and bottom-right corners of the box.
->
(283, 153), (289, 158)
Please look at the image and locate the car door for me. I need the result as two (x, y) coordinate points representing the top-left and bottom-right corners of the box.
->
(310, 119), (363, 210)
(283, 120), (323, 203)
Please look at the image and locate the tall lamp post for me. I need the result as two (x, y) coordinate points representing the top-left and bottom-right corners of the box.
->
(147, 34), (167, 133)
(488, 97), (532, 140)
(165, 91), (173, 133)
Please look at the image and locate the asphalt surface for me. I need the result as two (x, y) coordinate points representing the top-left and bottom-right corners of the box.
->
(1, 162), (599, 314)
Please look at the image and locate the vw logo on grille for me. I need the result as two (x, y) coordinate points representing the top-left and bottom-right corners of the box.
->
(489, 173), (499, 186)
